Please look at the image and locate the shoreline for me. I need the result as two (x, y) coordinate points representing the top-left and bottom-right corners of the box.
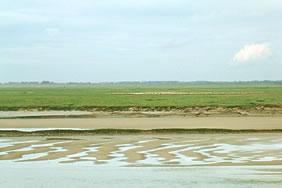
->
(1, 110), (281, 136)
(1, 107), (282, 119)
(1, 129), (282, 137)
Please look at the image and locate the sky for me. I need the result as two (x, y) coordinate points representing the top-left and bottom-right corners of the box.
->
(1, 0), (282, 82)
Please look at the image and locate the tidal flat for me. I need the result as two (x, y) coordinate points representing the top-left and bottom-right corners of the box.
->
(1, 134), (282, 188)
(1, 134), (282, 165)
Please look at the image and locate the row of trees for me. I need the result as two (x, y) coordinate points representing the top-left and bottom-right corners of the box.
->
(1, 80), (282, 85)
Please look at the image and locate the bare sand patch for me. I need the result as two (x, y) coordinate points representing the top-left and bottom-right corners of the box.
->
(0, 117), (281, 130)
(0, 111), (92, 118)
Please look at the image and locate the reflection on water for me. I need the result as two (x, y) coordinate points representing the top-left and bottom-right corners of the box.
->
(0, 134), (282, 166)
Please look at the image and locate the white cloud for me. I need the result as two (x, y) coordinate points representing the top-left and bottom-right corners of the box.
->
(233, 43), (271, 63)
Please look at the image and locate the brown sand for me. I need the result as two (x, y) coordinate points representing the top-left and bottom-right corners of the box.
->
(1, 134), (282, 166)
(0, 117), (281, 130)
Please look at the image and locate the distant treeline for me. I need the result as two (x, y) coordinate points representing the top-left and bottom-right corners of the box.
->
(1, 80), (282, 85)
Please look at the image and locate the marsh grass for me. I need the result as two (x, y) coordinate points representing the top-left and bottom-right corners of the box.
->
(0, 82), (281, 111)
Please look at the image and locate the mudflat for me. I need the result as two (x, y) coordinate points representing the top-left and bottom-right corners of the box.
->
(1, 134), (282, 166)
(0, 117), (281, 130)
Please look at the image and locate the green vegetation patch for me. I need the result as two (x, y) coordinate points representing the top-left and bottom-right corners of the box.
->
(0, 82), (281, 111)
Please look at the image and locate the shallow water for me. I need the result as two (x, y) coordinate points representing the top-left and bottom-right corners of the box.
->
(0, 135), (282, 166)
(1, 134), (282, 187)
(1, 162), (282, 188)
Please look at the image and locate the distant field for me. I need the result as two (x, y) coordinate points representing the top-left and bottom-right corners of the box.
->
(0, 82), (282, 110)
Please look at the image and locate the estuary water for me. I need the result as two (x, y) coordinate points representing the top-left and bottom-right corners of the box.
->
(0, 134), (282, 187)
(1, 162), (282, 188)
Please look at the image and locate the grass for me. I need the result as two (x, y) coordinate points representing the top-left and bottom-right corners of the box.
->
(0, 82), (282, 111)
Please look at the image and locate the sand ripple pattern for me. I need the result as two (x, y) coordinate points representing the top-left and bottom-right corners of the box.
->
(0, 135), (282, 166)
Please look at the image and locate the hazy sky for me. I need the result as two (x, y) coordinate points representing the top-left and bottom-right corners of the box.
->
(1, 0), (282, 82)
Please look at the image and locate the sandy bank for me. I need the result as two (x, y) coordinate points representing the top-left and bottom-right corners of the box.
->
(0, 111), (92, 118)
(0, 117), (281, 130)
(1, 107), (282, 119)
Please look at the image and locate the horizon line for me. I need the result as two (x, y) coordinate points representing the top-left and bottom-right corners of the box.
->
(1, 80), (282, 85)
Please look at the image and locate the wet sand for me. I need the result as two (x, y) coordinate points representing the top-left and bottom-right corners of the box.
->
(0, 117), (281, 130)
(1, 134), (282, 188)
(1, 113), (281, 187)
(1, 134), (282, 166)
(1, 134), (282, 187)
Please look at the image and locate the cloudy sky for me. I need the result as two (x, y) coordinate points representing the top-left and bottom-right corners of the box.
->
(1, 0), (282, 82)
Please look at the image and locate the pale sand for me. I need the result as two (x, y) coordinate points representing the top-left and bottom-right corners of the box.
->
(0, 117), (281, 130)
(0, 111), (92, 118)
